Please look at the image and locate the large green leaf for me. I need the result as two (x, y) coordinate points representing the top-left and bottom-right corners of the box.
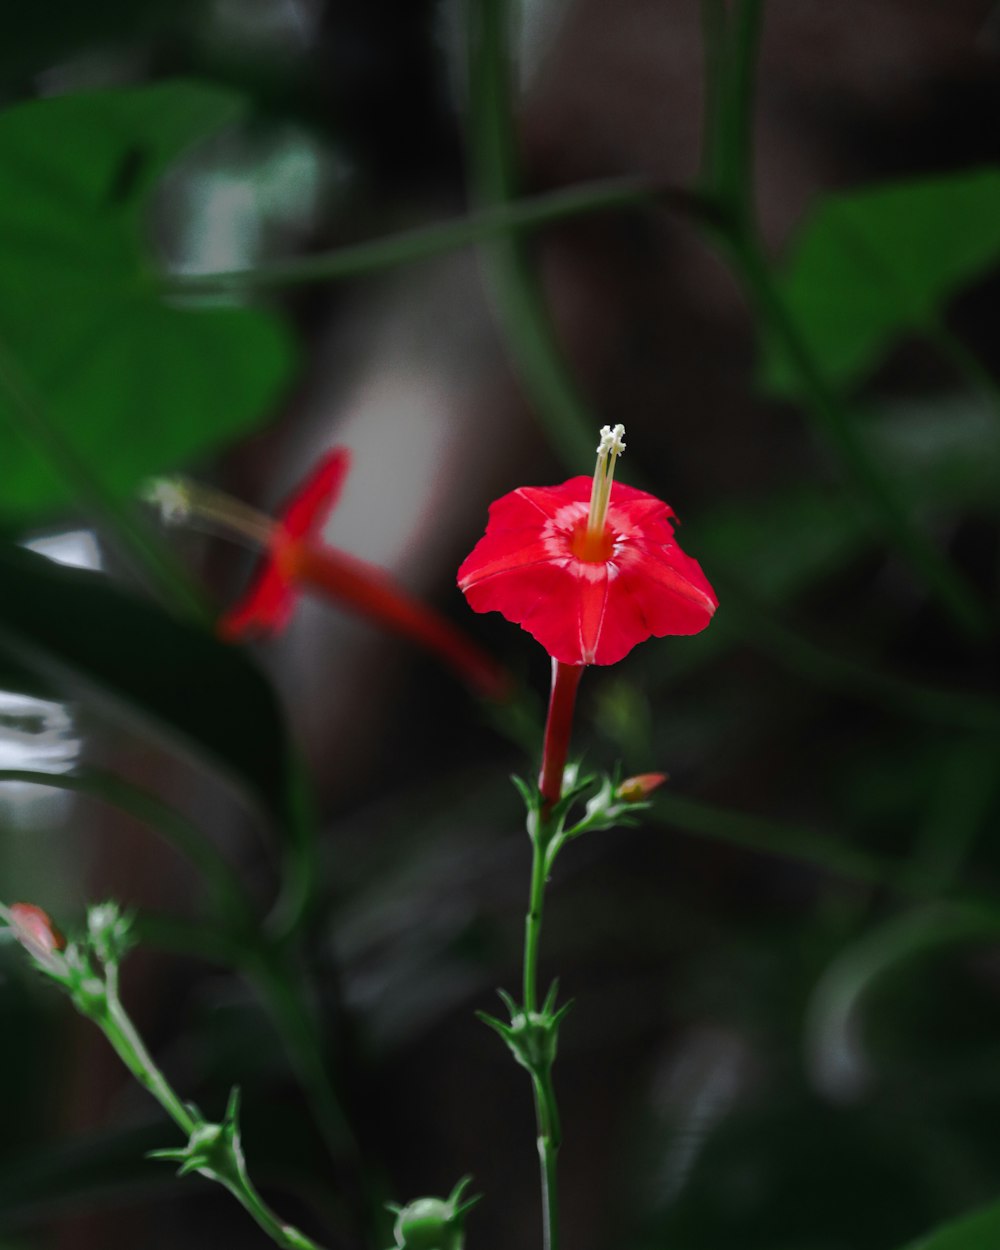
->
(899, 1201), (1000, 1250)
(761, 168), (1000, 396)
(0, 541), (294, 824)
(0, 80), (295, 519)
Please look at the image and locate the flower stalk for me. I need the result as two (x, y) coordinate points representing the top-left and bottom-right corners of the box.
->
(538, 661), (584, 811)
(1, 902), (330, 1250)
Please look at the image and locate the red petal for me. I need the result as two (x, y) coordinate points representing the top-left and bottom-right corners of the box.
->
(462, 559), (613, 665)
(457, 536), (558, 590)
(280, 447), (351, 541)
(457, 480), (593, 590)
(217, 554), (298, 640)
(217, 449), (351, 641)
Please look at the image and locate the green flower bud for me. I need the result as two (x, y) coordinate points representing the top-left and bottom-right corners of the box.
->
(388, 1177), (479, 1250)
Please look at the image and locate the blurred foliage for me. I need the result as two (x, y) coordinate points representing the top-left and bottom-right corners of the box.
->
(0, 541), (295, 824)
(0, 81), (293, 521)
(761, 168), (1000, 397)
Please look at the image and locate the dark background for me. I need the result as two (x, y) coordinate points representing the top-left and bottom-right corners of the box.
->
(1, 3), (999, 1249)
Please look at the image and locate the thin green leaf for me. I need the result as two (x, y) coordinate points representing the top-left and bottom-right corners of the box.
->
(0, 541), (294, 825)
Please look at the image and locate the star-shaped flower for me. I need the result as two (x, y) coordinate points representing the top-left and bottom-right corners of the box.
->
(149, 450), (509, 699)
(457, 425), (717, 666)
(217, 449), (350, 640)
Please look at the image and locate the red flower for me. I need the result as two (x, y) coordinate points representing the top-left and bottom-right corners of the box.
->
(215, 450), (509, 700)
(218, 449), (350, 640)
(457, 429), (717, 666)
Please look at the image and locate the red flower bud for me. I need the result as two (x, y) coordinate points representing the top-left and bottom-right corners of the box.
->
(8, 902), (66, 963)
(615, 772), (668, 803)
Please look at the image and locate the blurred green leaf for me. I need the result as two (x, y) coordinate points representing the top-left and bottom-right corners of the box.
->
(900, 1201), (1000, 1250)
(761, 168), (1000, 396)
(0, 541), (294, 824)
(697, 487), (870, 602)
(0, 80), (295, 520)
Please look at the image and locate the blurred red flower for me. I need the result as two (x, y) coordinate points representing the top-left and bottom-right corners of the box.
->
(219, 449), (508, 700)
(218, 449), (350, 640)
(457, 475), (717, 666)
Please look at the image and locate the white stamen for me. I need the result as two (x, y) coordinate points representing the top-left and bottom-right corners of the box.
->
(143, 478), (192, 526)
(586, 423), (627, 539)
(142, 476), (275, 549)
(596, 424), (626, 458)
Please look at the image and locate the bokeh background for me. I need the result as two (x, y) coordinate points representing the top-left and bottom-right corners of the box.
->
(1, 2), (999, 1249)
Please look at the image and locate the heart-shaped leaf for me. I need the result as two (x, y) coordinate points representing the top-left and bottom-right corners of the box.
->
(0, 80), (295, 520)
(761, 168), (1000, 396)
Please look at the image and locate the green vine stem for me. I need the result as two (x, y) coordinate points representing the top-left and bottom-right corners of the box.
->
(0, 770), (376, 1242)
(0, 903), (331, 1250)
(165, 178), (675, 295)
(697, 0), (989, 641)
(707, 579), (1000, 733)
(464, 0), (602, 467)
(97, 968), (330, 1250)
(0, 333), (210, 626)
(515, 809), (563, 1250)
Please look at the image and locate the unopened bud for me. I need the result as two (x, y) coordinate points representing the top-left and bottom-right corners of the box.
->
(389, 1177), (479, 1250)
(7, 903), (66, 968)
(615, 772), (667, 803)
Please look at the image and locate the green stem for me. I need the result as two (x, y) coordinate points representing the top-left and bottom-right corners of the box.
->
(520, 660), (579, 1250)
(0, 767), (252, 929)
(713, 582), (1000, 732)
(521, 825), (560, 1250)
(531, 1067), (561, 1250)
(267, 753), (323, 939)
(96, 971), (328, 1250)
(926, 315), (1000, 422)
(465, 0), (599, 466)
(522, 833), (549, 1015)
(696, 0), (988, 640)
(222, 1170), (325, 1250)
(698, 0), (728, 192)
(720, 0), (764, 222)
(135, 912), (377, 1242)
(721, 228), (988, 641)
(651, 792), (893, 888)
(163, 179), (699, 296)
(0, 333), (210, 625)
(247, 949), (364, 1165)
(102, 968), (197, 1135)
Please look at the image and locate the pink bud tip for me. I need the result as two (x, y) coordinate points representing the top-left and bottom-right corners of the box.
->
(615, 772), (668, 803)
(8, 903), (66, 959)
